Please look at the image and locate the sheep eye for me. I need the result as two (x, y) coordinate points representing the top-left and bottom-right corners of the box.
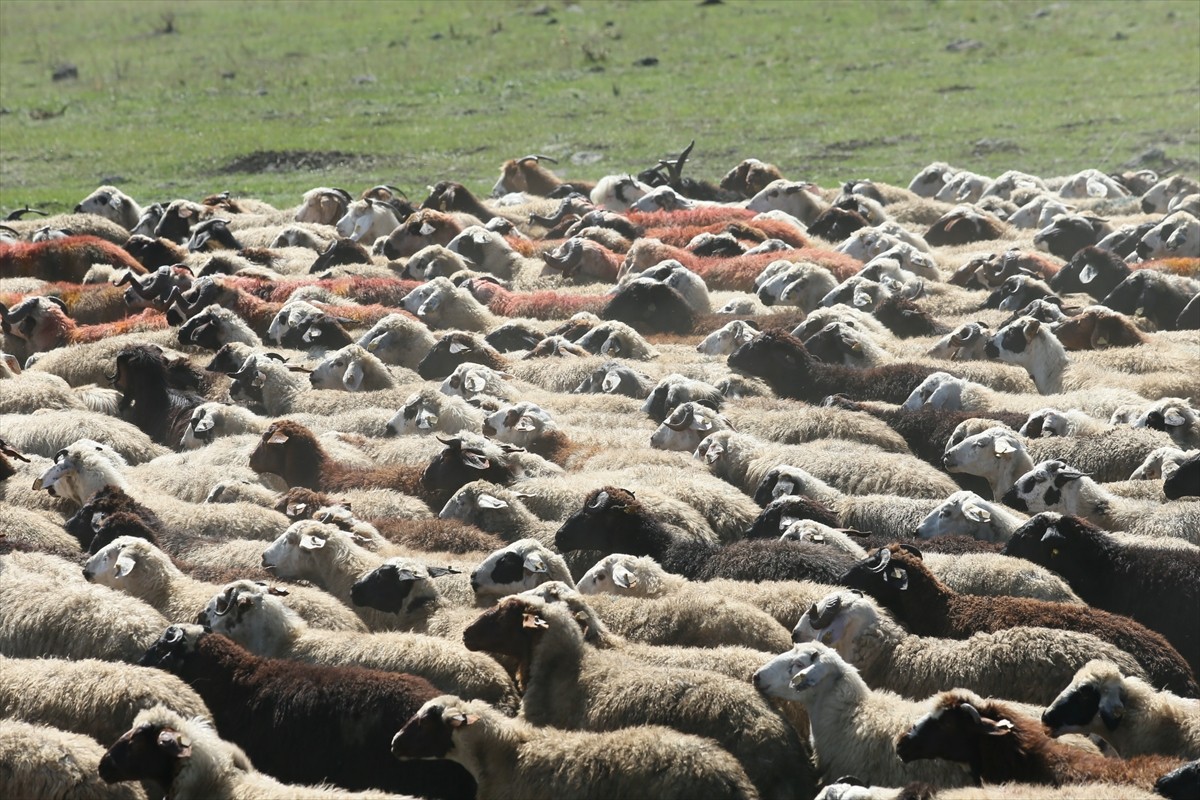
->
(939, 508), (950, 517)
(596, 571), (606, 581)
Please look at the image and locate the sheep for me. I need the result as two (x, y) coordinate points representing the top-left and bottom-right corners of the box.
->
(197, 579), (518, 710)
(84, 534), (367, 632)
(491, 153), (595, 198)
(815, 779), (1157, 800)
(753, 641), (973, 789)
(1133, 210), (1200, 260)
(294, 186), (352, 225)
(1102, 269), (1200, 331)
(728, 329), (946, 404)
(392, 694), (758, 800)
(571, 360), (654, 397)
(1156, 759), (1200, 800)
(641, 373), (724, 421)
(794, 589), (1148, 705)
(601, 278), (695, 334)
(348, 557), (483, 639)
(0, 654), (209, 749)
(469, 538), (575, 599)
(0, 410), (169, 465)
(1042, 659), (1200, 760)
(1, 295), (166, 355)
(695, 430), (959, 499)
(924, 205), (1007, 246)
(136, 625), (474, 798)
(697, 319), (761, 355)
(840, 544), (1199, 697)
(0, 235), (145, 283)
(574, 318), (659, 359)
(99, 705), (407, 799)
(1004, 458), (1200, 545)
(555, 486), (858, 585)
(177, 303), (262, 350)
(386, 388), (484, 436)
(461, 593), (814, 800)
(1130, 446), (1197, 480)
(902, 371), (1149, 420)
(180, 402), (267, 450)
(1131, 397), (1200, 450)
(0, 550), (168, 662)
(355, 312), (437, 370)
(76, 185), (145, 230)
(576, 552), (835, 631)
(1165, 452), (1200, 500)
(35, 439), (292, 549)
(259, 520), (411, 631)
(1033, 213), (1113, 260)
(915, 491), (1026, 542)
(1002, 511), (1200, 670)
(0, 718), (148, 800)
(381, 209), (475, 260)
(895, 689), (1187, 790)
(307, 343), (406, 391)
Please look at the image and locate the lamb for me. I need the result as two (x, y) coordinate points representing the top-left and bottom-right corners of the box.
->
(99, 705), (409, 799)
(0, 654), (209, 748)
(695, 430), (959, 499)
(76, 185), (145, 229)
(840, 544), (1199, 697)
(197, 580), (518, 710)
(461, 593), (815, 800)
(555, 486), (858, 585)
(753, 641), (973, 789)
(915, 491), (1026, 542)
(794, 589), (1148, 705)
(1, 549), (169, 662)
(136, 625), (474, 798)
(307, 343), (405, 391)
(84, 534), (367, 632)
(1001, 512), (1200, 670)
(1042, 659), (1200, 760)
(895, 689), (1186, 790)
(0, 718), (148, 800)
(392, 694), (758, 800)
(1003, 459), (1200, 545)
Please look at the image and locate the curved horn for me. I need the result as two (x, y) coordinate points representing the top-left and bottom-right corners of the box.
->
(811, 594), (843, 629)
(1, 297), (38, 324)
(663, 403), (696, 431)
(867, 548), (891, 573)
(519, 154), (559, 165)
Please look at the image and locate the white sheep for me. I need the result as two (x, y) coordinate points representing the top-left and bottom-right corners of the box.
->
(794, 590), (1148, 705)
(0, 410), (168, 465)
(0, 654), (210, 747)
(1, 718), (148, 800)
(439, 362), (517, 403)
(392, 694), (759, 800)
(915, 490), (1027, 542)
(76, 185), (144, 230)
(308, 343), (403, 391)
(197, 580), (518, 710)
(469, 538), (573, 600)
(902, 371), (1148, 420)
(696, 319), (760, 356)
(746, 179), (829, 226)
(589, 174), (652, 212)
(334, 198), (400, 243)
(294, 186), (351, 225)
(1131, 446), (1197, 480)
(386, 388), (484, 436)
(753, 641), (973, 789)
(1043, 659), (1200, 759)
(356, 313), (438, 370)
(1135, 210), (1200, 259)
(84, 535), (366, 632)
(180, 402), (267, 450)
(575, 319), (660, 360)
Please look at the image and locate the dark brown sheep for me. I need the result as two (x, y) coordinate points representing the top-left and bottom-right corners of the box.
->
(841, 544), (1199, 697)
(897, 690), (1186, 789)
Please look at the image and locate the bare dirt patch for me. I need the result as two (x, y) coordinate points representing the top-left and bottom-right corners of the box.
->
(217, 150), (379, 175)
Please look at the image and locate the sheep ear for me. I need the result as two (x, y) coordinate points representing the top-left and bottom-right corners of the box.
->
(523, 552), (548, 574)
(962, 503), (991, 523)
(157, 729), (192, 759)
(419, 222), (437, 237)
(113, 554), (136, 579)
(427, 566), (460, 578)
(774, 478), (795, 497)
(514, 414), (537, 432)
(1040, 526), (1067, 545)
(790, 660), (823, 691)
(268, 431), (289, 445)
(994, 437), (1017, 457)
(299, 534), (326, 551)
(464, 374), (486, 394)
(446, 712), (479, 728)
(611, 563), (638, 589)
(1023, 319), (1041, 338)
(194, 415), (215, 433)
(601, 370), (622, 393)
(1164, 408), (1186, 427)
(852, 289), (872, 308)
(522, 612), (549, 629)
(476, 494), (509, 510)
(417, 295), (441, 317)
(448, 341), (470, 354)
(703, 441), (725, 464)
(1079, 263), (1098, 284)
(366, 337), (381, 352)
(343, 361), (364, 391)
(416, 409), (438, 430)
(461, 450), (491, 470)
(984, 718), (1015, 737)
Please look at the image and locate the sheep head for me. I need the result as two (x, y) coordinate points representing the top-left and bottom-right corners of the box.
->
(838, 544), (925, 608)
(554, 487), (644, 554)
(462, 595), (551, 661)
(99, 719), (191, 787)
(392, 695), (484, 761)
(138, 623), (206, 672)
(896, 692), (1015, 768)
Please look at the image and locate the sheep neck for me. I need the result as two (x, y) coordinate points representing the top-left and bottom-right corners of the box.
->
(992, 447), (1035, 498)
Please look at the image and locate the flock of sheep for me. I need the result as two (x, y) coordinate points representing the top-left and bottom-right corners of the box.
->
(1, 148), (1199, 800)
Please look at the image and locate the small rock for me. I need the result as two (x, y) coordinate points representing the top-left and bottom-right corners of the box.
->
(945, 38), (983, 52)
(633, 56), (659, 67)
(52, 63), (77, 81)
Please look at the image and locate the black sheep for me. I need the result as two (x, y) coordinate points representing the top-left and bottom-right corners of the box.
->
(807, 207), (868, 242)
(1032, 214), (1109, 260)
(109, 345), (205, 447)
(840, 544), (1200, 697)
(555, 486), (855, 584)
(418, 331), (508, 379)
(728, 330), (939, 404)
(138, 624), (475, 799)
(64, 486), (164, 552)
(1164, 451), (1200, 500)
(1050, 246), (1131, 300)
(1002, 512), (1200, 672)
(1102, 270), (1199, 331)
(600, 280), (694, 335)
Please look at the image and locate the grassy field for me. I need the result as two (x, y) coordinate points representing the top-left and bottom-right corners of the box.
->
(1, 0), (1197, 215)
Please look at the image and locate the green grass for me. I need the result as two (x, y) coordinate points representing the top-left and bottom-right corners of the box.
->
(1, 0), (1197, 215)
